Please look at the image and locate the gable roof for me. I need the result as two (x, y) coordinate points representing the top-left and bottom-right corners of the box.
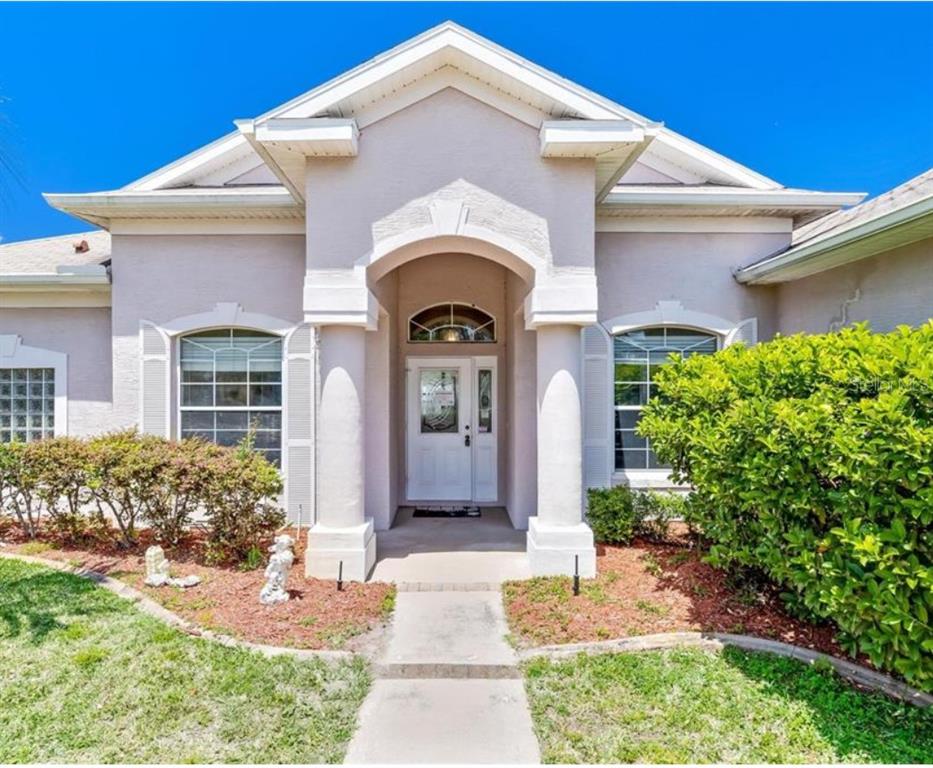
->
(123, 21), (781, 195)
(736, 168), (933, 284)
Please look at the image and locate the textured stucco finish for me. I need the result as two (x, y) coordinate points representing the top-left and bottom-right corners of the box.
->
(776, 239), (933, 334)
(595, 232), (784, 339)
(0, 307), (113, 436)
(305, 88), (595, 272)
(109, 234), (304, 430)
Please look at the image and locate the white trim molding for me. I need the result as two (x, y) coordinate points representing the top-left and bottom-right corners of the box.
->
(604, 301), (739, 338)
(157, 303), (296, 338)
(0, 335), (68, 437)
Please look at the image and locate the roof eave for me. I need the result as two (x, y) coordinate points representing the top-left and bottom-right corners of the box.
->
(736, 196), (933, 284)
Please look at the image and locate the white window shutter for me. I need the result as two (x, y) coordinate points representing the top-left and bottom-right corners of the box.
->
(724, 317), (758, 348)
(284, 323), (315, 525)
(581, 324), (613, 490)
(139, 322), (170, 437)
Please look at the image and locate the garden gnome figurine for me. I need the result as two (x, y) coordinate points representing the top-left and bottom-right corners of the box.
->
(144, 546), (171, 587)
(260, 534), (295, 605)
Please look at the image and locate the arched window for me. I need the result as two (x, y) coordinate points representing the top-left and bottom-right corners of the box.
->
(614, 327), (717, 470)
(179, 329), (283, 465)
(409, 303), (495, 343)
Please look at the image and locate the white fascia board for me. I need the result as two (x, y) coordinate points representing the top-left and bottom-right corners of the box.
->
(0, 270), (110, 289)
(261, 22), (642, 125)
(735, 196), (933, 284)
(596, 216), (793, 234)
(124, 132), (248, 191)
(44, 187), (299, 215)
(653, 129), (781, 190)
(255, 118), (359, 156)
(539, 120), (645, 158)
(602, 187), (866, 209)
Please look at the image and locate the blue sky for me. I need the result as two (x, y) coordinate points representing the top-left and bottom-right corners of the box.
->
(1, 2), (931, 243)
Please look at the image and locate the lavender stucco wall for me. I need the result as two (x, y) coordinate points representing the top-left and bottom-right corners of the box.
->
(776, 239), (933, 334)
(595, 232), (785, 339)
(110, 234), (305, 430)
(305, 88), (595, 272)
(0, 307), (113, 436)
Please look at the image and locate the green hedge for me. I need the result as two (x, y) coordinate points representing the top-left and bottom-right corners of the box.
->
(638, 322), (933, 689)
(586, 486), (686, 544)
(0, 431), (284, 564)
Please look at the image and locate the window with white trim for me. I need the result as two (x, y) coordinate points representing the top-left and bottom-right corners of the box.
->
(179, 329), (282, 466)
(409, 303), (495, 343)
(614, 327), (717, 470)
(0, 368), (55, 443)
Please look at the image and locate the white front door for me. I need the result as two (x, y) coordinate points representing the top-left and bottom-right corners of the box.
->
(406, 357), (497, 502)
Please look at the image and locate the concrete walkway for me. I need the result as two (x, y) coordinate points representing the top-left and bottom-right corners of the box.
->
(345, 587), (540, 764)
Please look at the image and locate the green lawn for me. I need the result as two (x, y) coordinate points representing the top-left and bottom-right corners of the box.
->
(524, 647), (933, 764)
(0, 558), (370, 763)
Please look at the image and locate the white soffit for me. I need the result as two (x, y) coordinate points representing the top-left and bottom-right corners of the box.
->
(119, 21), (784, 195)
(44, 187), (302, 228)
(254, 118), (359, 156)
(599, 186), (866, 221)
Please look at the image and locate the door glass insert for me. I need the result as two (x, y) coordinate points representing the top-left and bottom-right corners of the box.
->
(477, 369), (493, 433)
(420, 369), (458, 433)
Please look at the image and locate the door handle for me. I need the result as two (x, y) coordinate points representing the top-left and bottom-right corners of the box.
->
(464, 435), (471, 447)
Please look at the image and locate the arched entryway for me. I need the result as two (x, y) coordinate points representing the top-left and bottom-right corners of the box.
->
(303, 232), (598, 582)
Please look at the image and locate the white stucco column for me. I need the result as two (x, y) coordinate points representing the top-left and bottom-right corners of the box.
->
(526, 324), (596, 576)
(305, 325), (376, 581)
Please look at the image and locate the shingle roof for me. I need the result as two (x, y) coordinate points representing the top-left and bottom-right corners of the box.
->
(0, 230), (111, 274)
(792, 168), (933, 246)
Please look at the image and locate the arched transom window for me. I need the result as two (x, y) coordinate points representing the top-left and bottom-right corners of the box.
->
(614, 327), (717, 470)
(409, 303), (496, 343)
(179, 329), (283, 466)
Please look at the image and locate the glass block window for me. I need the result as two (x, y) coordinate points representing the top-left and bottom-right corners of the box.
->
(614, 327), (717, 470)
(179, 329), (283, 466)
(0, 368), (56, 443)
(409, 303), (495, 343)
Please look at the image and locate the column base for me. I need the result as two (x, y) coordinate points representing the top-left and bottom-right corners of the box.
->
(305, 519), (376, 582)
(526, 517), (596, 577)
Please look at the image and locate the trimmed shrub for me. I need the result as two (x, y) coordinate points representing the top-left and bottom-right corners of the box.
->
(586, 485), (686, 544)
(86, 430), (165, 547)
(201, 438), (285, 565)
(0, 441), (41, 539)
(24, 437), (94, 541)
(0, 431), (285, 563)
(638, 322), (933, 688)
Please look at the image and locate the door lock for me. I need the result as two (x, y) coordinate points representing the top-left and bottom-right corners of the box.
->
(464, 434), (471, 447)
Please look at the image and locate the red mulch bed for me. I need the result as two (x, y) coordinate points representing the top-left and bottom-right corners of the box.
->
(1, 525), (394, 652)
(504, 532), (852, 662)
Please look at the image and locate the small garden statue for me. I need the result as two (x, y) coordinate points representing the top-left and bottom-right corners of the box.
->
(260, 534), (295, 605)
(144, 545), (171, 586)
(144, 545), (200, 588)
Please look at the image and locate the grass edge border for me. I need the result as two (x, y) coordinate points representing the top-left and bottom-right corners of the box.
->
(519, 631), (932, 708)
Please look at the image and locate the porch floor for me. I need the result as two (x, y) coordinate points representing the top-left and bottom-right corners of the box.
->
(369, 507), (531, 584)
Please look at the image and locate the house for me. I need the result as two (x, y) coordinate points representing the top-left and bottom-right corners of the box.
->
(1, 22), (930, 581)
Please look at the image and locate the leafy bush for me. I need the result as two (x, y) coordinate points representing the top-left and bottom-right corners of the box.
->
(586, 485), (686, 544)
(201, 438), (284, 565)
(24, 437), (93, 541)
(0, 441), (41, 538)
(638, 322), (933, 689)
(0, 431), (285, 563)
